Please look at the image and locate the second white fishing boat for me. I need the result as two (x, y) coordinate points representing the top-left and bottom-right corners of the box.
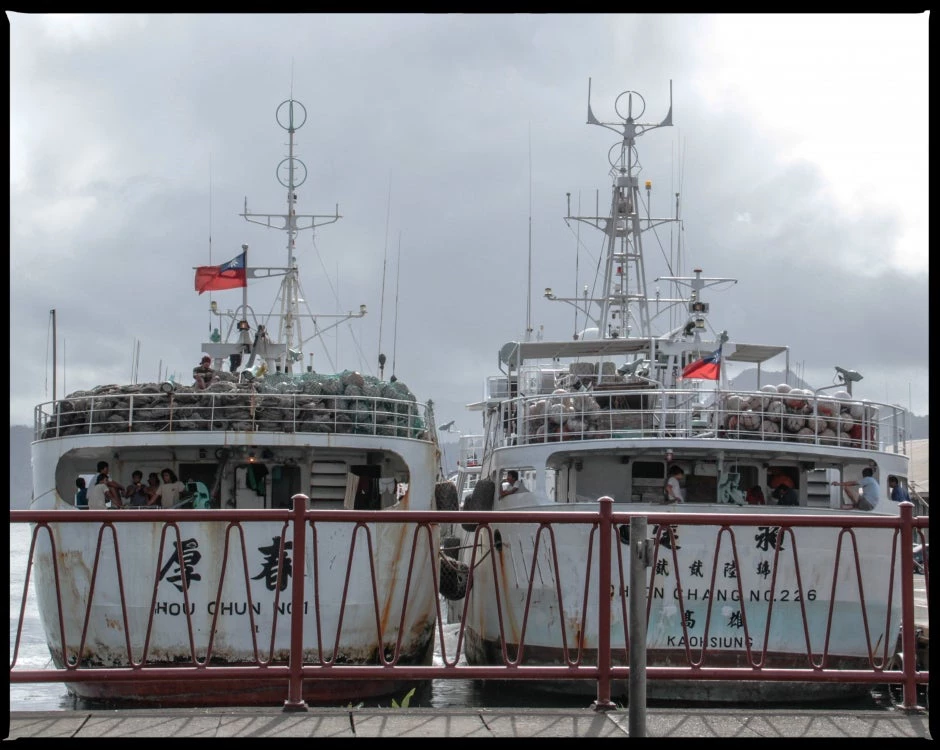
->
(453, 80), (913, 703)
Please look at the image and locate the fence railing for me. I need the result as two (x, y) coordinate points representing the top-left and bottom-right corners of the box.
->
(498, 388), (908, 453)
(33, 391), (431, 441)
(9, 500), (928, 712)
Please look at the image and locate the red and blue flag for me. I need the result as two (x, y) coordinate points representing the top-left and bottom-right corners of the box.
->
(679, 347), (721, 380)
(194, 251), (248, 294)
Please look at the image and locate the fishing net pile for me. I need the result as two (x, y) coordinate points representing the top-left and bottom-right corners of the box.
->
(40, 370), (428, 440)
(516, 379), (878, 448)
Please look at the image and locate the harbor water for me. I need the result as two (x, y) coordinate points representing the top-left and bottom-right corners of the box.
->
(8, 524), (908, 712)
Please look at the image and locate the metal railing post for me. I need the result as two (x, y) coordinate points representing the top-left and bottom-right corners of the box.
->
(283, 493), (309, 712)
(898, 501), (922, 711)
(592, 497), (615, 711)
(629, 514), (649, 736)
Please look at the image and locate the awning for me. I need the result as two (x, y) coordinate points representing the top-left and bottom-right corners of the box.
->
(499, 339), (788, 367)
(500, 338), (650, 366)
(723, 342), (789, 364)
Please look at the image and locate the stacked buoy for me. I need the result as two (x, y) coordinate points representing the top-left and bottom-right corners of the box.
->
(719, 385), (878, 447)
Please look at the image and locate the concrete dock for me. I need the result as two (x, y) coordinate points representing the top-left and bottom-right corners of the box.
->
(5, 706), (932, 739)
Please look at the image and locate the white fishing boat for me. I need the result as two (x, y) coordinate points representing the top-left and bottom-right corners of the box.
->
(439, 433), (484, 612)
(453, 81), (913, 702)
(27, 97), (445, 706)
(451, 433), (485, 505)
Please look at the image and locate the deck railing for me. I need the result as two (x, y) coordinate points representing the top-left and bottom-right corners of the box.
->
(9, 500), (928, 712)
(33, 391), (432, 442)
(498, 388), (908, 453)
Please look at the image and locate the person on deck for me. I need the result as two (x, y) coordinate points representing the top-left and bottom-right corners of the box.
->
(193, 355), (219, 390)
(664, 465), (685, 503)
(145, 472), (162, 507)
(745, 485), (766, 505)
(832, 467), (880, 511)
(87, 474), (119, 509)
(95, 460), (125, 508)
(74, 477), (88, 509)
(124, 470), (151, 508)
(499, 470), (528, 497)
(153, 468), (186, 508)
(888, 475), (911, 504)
(772, 483), (799, 506)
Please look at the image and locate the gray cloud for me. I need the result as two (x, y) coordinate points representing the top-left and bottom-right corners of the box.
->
(10, 13), (928, 429)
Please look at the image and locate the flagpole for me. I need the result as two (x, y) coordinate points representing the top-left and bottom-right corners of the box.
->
(242, 244), (248, 327)
(51, 308), (56, 402)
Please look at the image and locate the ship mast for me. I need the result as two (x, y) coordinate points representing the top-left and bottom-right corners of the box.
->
(240, 98), (352, 373)
(556, 80), (740, 353)
(556, 80), (674, 341)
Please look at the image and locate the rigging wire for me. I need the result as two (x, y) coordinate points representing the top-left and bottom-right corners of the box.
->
(378, 173), (391, 364)
(44, 310), (52, 398)
(562, 215), (600, 267)
(525, 123), (532, 341)
(208, 154), (214, 338)
(587, 189), (605, 334)
(391, 231), (402, 379)
(572, 191), (581, 339)
(300, 234), (339, 372)
(297, 231), (373, 377)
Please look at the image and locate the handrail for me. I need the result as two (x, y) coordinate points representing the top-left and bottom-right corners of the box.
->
(492, 387), (909, 453)
(33, 391), (432, 442)
(9, 501), (928, 712)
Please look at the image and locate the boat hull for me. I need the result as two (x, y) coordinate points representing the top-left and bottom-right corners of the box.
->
(457, 503), (903, 704)
(32, 516), (439, 706)
(464, 632), (877, 702)
(60, 668), (434, 708)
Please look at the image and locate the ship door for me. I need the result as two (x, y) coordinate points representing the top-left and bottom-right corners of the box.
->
(179, 463), (220, 506)
(235, 463), (270, 509)
(350, 464), (381, 510)
(271, 464), (302, 508)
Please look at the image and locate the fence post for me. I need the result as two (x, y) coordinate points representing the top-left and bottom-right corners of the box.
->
(629, 514), (649, 737)
(283, 493), (310, 712)
(898, 501), (922, 711)
(592, 497), (615, 711)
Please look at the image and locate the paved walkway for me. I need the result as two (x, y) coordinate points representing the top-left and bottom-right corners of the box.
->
(5, 707), (931, 739)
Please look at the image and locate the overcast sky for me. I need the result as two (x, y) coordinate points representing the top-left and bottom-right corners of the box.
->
(9, 13), (929, 431)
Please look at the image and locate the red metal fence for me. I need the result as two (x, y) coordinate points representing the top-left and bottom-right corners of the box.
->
(9, 500), (928, 712)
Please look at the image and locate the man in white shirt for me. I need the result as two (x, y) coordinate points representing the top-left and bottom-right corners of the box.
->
(499, 470), (528, 497)
(86, 474), (114, 510)
(833, 467), (880, 511)
(664, 465), (685, 503)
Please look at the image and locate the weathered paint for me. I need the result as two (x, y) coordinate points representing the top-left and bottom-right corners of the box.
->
(459, 510), (904, 703)
(27, 424), (443, 706)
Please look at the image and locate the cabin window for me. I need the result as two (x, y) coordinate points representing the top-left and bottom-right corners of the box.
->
(632, 461), (666, 479)
(685, 472), (717, 503)
(631, 461), (666, 504)
(346, 464), (381, 510)
(728, 464), (759, 494)
(768, 466), (799, 490)
(271, 464), (302, 508)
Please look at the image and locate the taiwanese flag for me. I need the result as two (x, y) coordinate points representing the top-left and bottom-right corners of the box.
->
(194, 251), (247, 294)
(679, 347), (721, 380)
